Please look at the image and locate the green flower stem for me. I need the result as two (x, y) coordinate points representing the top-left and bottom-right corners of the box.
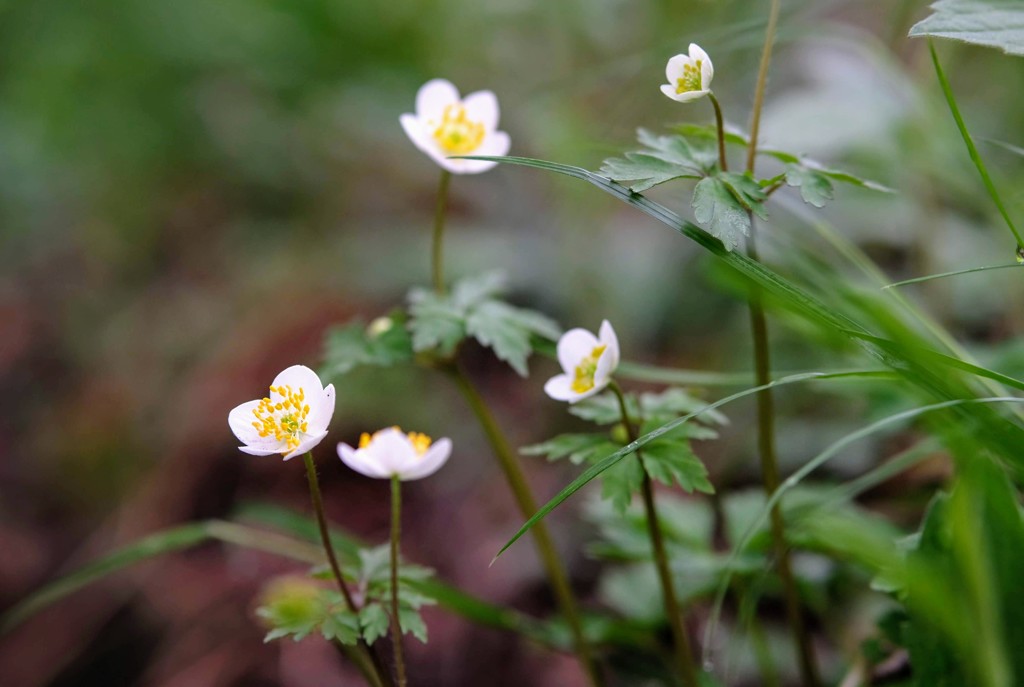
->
(744, 0), (780, 175)
(445, 364), (604, 687)
(390, 475), (408, 687)
(608, 381), (699, 687)
(431, 170), (453, 294)
(928, 40), (1024, 253)
(708, 92), (728, 172)
(303, 453), (390, 687)
(745, 3), (822, 686)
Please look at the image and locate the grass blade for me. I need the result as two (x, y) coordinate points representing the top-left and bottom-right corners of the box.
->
(492, 370), (895, 561)
(928, 40), (1024, 251)
(882, 263), (1024, 289)
(703, 396), (1024, 662)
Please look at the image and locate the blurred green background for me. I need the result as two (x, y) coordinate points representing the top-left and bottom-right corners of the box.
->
(3, 0), (1024, 684)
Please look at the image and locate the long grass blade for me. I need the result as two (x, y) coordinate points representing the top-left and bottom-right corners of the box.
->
(492, 370), (894, 561)
(928, 40), (1024, 251)
(703, 397), (1024, 662)
(883, 263), (1023, 289)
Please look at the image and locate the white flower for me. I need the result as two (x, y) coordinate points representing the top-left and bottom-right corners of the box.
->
(338, 427), (452, 481)
(660, 43), (714, 103)
(228, 365), (335, 460)
(399, 78), (511, 174)
(544, 320), (620, 404)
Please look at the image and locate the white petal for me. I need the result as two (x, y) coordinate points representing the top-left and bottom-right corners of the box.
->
(666, 89), (709, 104)
(556, 328), (599, 374)
(462, 90), (499, 131)
(593, 348), (616, 391)
(688, 43), (710, 65)
(568, 382), (604, 404)
(307, 383), (335, 435)
(450, 130), (510, 174)
(400, 438), (452, 480)
(400, 113), (433, 154)
(660, 84), (680, 100)
(598, 320), (620, 371)
(665, 54), (691, 83)
(364, 428), (419, 475)
(544, 374), (577, 402)
(271, 365), (324, 397)
(283, 430), (329, 460)
(338, 443), (390, 479)
(239, 445), (282, 457)
(228, 399), (265, 445)
(476, 130), (510, 157)
(700, 57), (714, 91)
(402, 113), (466, 172)
(415, 78), (460, 123)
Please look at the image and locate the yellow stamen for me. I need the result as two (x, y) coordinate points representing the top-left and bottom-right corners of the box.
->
(432, 103), (485, 154)
(252, 384), (312, 453)
(571, 344), (607, 393)
(357, 427), (434, 456)
(675, 60), (704, 94)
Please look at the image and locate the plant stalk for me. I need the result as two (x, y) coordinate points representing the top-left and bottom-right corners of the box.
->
(745, 0), (781, 175)
(446, 364), (604, 687)
(608, 381), (699, 687)
(745, 3), (821, 686)
(303, 453), (390, 687)
(708, 92), (728, 172)
(431, 170), (453, 294)
(745, 227), (821, 687)
(390, 475), (408, 687)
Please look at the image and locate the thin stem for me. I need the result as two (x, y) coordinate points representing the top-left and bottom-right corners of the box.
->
(445, 364), (604, 687)
(708, 92), (728, 172)
(744, 3), (821, 685)
(745, 230), (821, 687)
(745, 0), (781, 176)
(928, 40), (1024, 252)
(303, 453), (390, 687)
(431, 170), (453, 294)
(390, 475), (408, 687)
(608, 381), (699, 687)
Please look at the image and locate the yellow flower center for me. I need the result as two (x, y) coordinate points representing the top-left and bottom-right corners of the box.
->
(250, 385), (310, 452)
(359, 427), (434, 455)
(676, 60), (704, 94)
(571, 344), (607, 393)
(432, 103), (485, 154)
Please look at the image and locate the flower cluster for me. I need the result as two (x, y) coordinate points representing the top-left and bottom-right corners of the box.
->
(230, 365), (450, 480)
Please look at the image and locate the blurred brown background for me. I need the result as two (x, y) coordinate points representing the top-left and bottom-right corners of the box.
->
(3, 0), (1024, 684)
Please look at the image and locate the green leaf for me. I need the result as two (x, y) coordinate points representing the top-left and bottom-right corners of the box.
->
(521, 433), (620, 465)
(601, 456), (645, 514)
(359, 603), (390, 645)
(569, 391), (640, 425)
(785, 165), (834, 208)
(465, 299), (561, 377)
(691, 176), (750, 251)
(406, 272), (560, 374)
(910, 0), (1024, 56)
(599, 129), (713, 192)
(407, 288), (466, 356)
(600, 153), (701, 193)
(450, 271), (507, 309)
(399, 606), (429, 643)
(640, 436), (715, 494)
(320, 608), (361, 645)
(639, 387), (728, 426)
(321, 315), (414, 378)
(720, 171), (768, 220)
